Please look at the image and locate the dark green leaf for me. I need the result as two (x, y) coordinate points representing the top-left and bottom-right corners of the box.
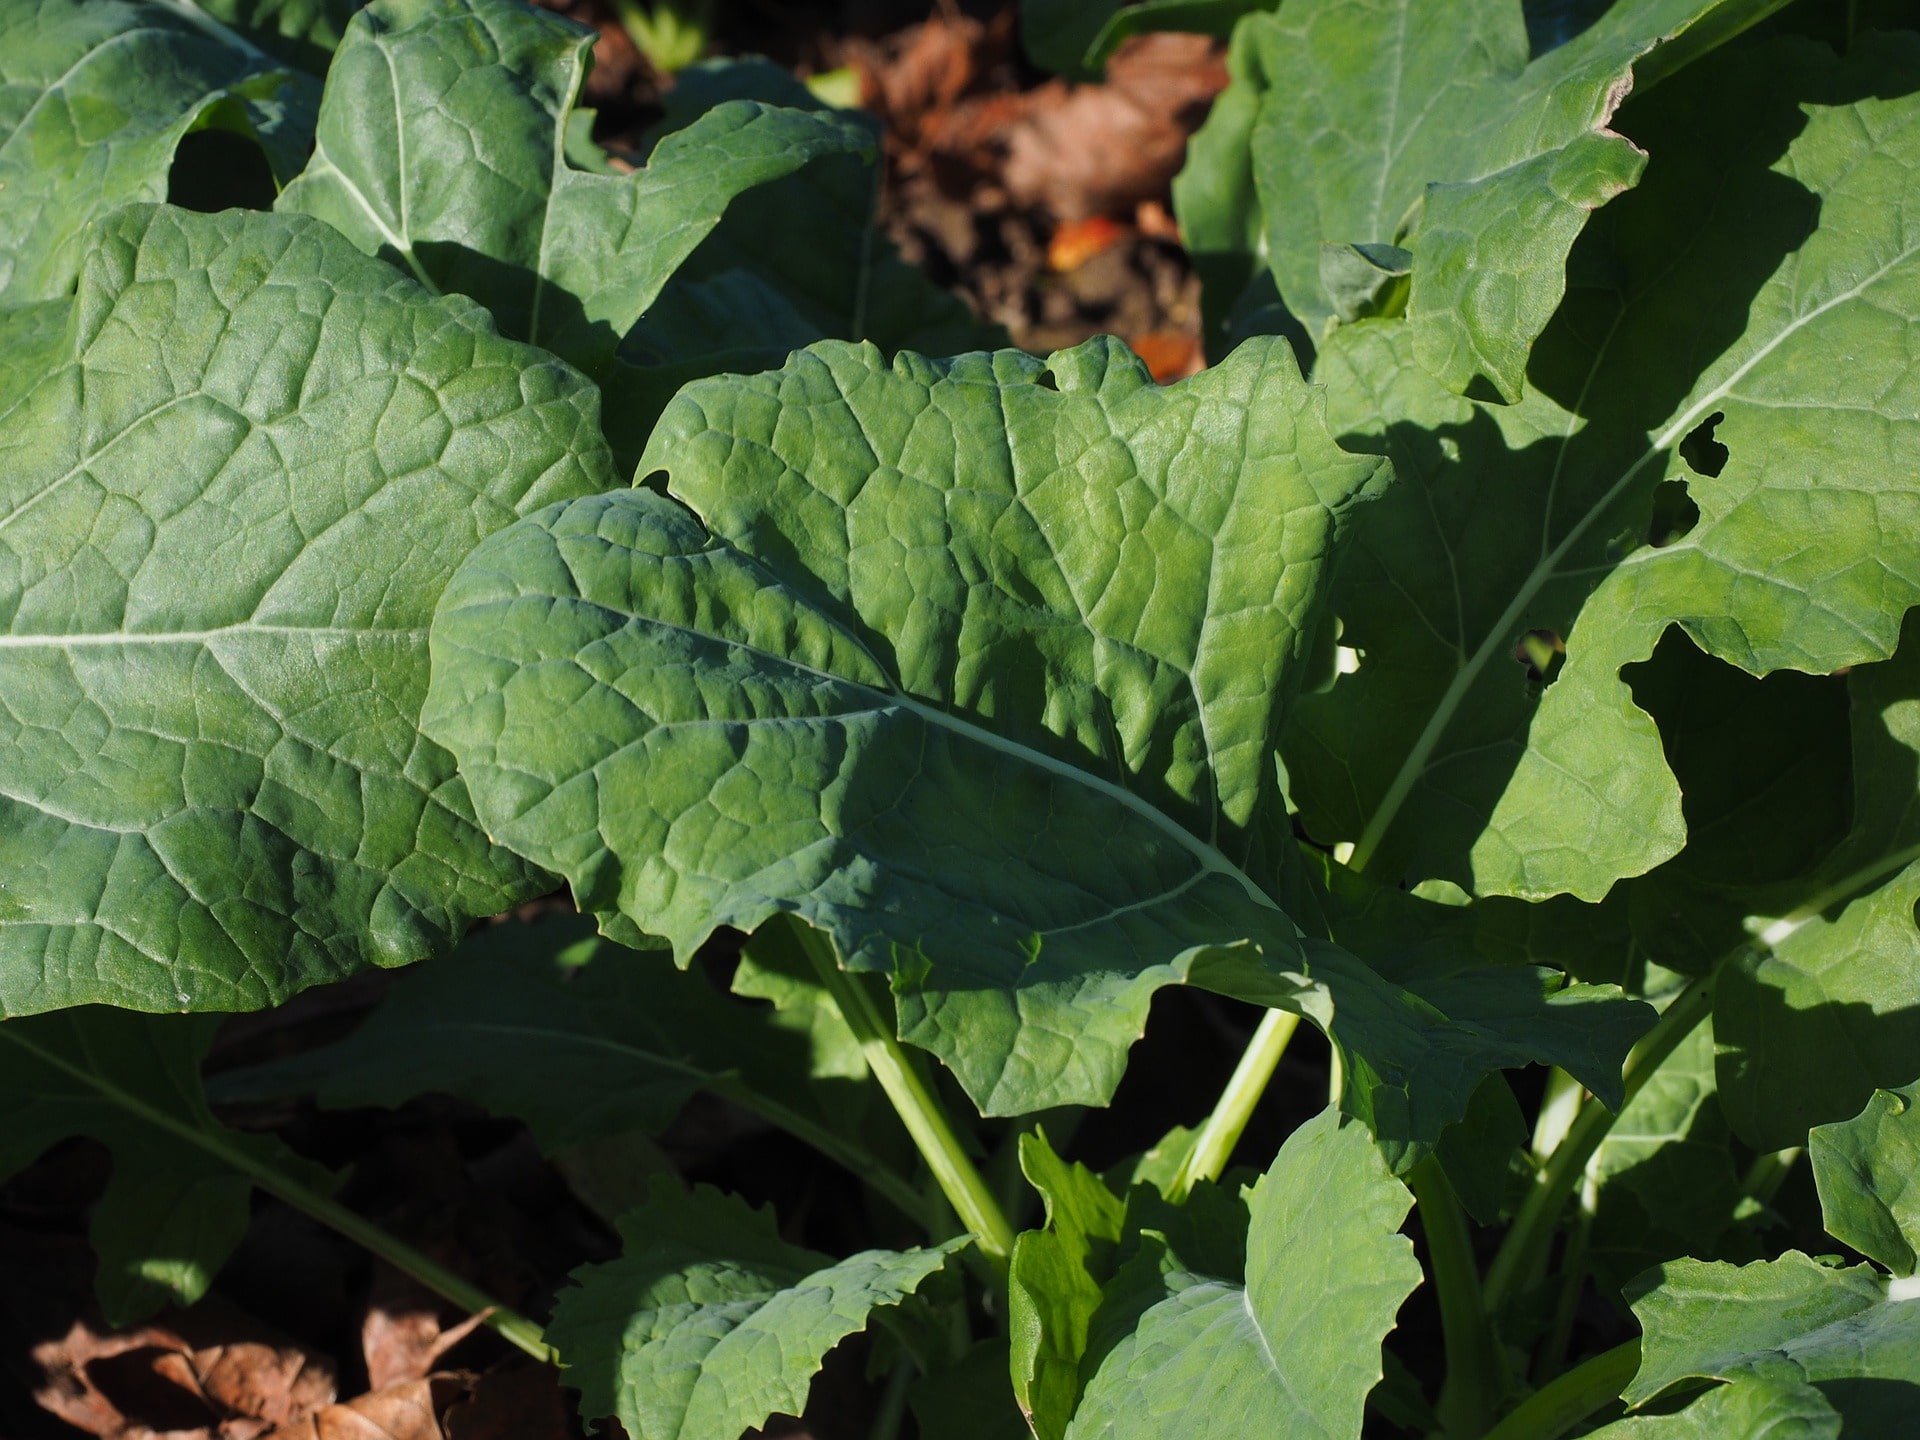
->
(0, 1009), (335, 1325)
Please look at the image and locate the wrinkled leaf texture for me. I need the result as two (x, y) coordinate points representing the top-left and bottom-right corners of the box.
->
(0, 204), (612, 1014)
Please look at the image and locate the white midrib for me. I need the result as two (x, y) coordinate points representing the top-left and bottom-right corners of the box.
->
(1348, 237), (1920, 873)
(0, 624), (420, 648)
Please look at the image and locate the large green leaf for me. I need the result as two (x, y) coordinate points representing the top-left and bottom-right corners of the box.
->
(0, 1008), (336, 1325)
(425, 334), (1406, 1119)
(1623, 1253), (1920, 1436)
(1810, 1083), (1920, 1278)
(1065, 1108), (1419, 1439)
(277, 0), (872, 467)
(1283, 36), (1920, 902)
(549, 1184), (965, 1440)
(0, 0), (314, 305)
(0, 203), (611, 1015)
(1176, 0), (1787, 399)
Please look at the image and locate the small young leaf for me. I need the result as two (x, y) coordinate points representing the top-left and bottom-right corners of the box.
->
(0, 204), (610, 1015)
(549, 1184), (965, 1440)
(1010, 1132), (1127, 1440)
(1065, 1108), (1420, 1439)
(1810, 1084), (1920, 1278)
(0, 0), (314, 304)
(0, 1009), (337, 1325)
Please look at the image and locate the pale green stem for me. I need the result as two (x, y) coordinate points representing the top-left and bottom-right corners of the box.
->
(789, 922), (1016, 1268)
(1530, 1067), (1584, 1165)
(1485, 973), (1717, 1313)
(1480, 1340), (1639, 1440)
(1411, 1159), (1505, 1437)
(0, 1027), (555, 1362)
(1169, 1009), (1300, 1201)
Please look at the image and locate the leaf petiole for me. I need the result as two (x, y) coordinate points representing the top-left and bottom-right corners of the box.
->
(783, 919), (1017, 1270)
(1168, 1007), (1301, 1200)
(1484, 971), (1718, 1312)
(1479, 1340), (1640, 1440)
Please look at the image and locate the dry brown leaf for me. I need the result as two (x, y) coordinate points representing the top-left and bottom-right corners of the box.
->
(1004, 33), (1227, 221)
(362, 1267), (491, 1392)
(266, 1378), (467, 1440)
(32, 1310), (336, 1440)
(1125, 330), (1206, 384)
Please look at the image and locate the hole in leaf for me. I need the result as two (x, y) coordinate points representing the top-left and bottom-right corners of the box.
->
(1679, 411), (1729, 477)
(167, 127), (277, 214)
(1513, 628), (1564, 688)
(1033, 369), (1060, 392)
(1647, 479), (1701, 547)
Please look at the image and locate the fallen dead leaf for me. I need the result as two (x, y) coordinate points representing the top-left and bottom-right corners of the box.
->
(362, 1266), (492, 1392)
(33, 1308), (337, 1440)
(1004, 33), (1227, 221)
(266, 1377), (468, 1440)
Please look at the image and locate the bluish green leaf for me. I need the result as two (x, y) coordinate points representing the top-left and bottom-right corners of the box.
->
(0, 204), (610, 1015)
(550, 1184), (965, 1440)
(1065, 1108), (1419, 1439)
(0, 1009), (336, 1325)
(0, 0), (314, 304)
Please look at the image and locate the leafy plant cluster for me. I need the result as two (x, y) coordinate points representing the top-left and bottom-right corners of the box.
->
(2, 0), (1919, 1435)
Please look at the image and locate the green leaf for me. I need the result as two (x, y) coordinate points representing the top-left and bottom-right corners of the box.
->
(1586, 1020), (1744, 1295)
(1284, 36), (1920, 902)
(1433, 1072), (1527, 1226)
(1184, 0), (1787, 399)
(1065, 1108), (1420, 1439)
(0, 0), (314, 305)
(278, 0), (873, 466)
(189, 0), (364, 74)
(1624, 1252), (1920, 1433)
(425, 334), (1413, 1119)
(1810, 1084), (1920, 1278)
(1010, 1131), (1127, 1440)
(549, 1184), (965, 1440)
(1713, 612), (1920, 1150)
(0, 1008), (336, 1325)
(1586, 1374), (1841, 1440)
(0, 203), (611, 1015)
